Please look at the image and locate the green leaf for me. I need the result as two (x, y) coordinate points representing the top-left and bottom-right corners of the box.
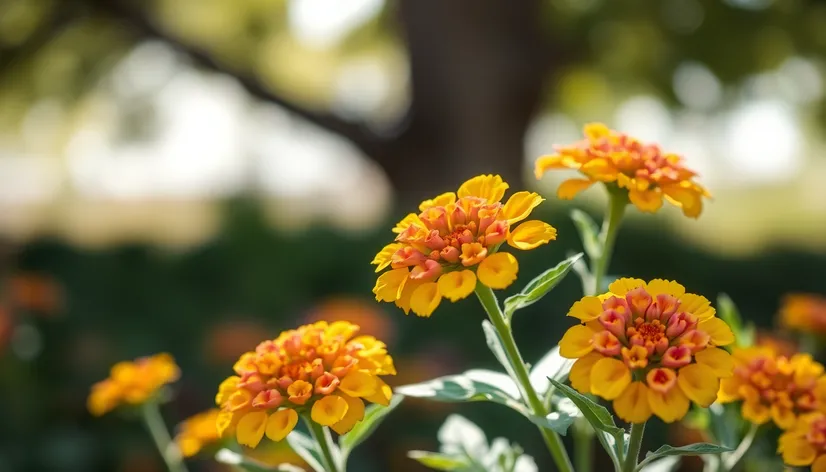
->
(636, 443), (734, 471)
(340, 393), (404, 454)
(529, 346), (574, 395)
(481, 320), (519, 380)
(638, 456), (681, 472)
(285, 431), (325, 472)
(396, 370), (522, 412)
(570, 209), (601, 259)
(526, 410), (576, 436)
(503, 253), (583, 318)
(717, 293), (755, 347)
(408, 451), (472, 470)
(214, 448), (280, 471)
(547, 379), (623, 438)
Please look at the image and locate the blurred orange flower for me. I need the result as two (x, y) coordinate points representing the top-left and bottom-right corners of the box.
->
(87, 353), (180, 416)
(9, 273), (63, 316)
(779, 293), (826, 335)
(535, 123), (710, 217)
(175, 409), (222, 458)
(306, 297), (395, 344)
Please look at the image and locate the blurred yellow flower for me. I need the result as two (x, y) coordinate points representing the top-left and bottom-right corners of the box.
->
(779, 413), (826, 470)
(87, 353), (180, 416)
(215, 321), (395, 448)
(560, 278), (734, 423)
(779, 293), (826, 335)
(175, 409), (221, 458)
(718, 347), (826, 429)
(535, 123), (710, 218)
(372, 174), (557, 317)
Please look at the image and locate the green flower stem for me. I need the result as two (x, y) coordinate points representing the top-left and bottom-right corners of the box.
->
(140, 401), (189, 472)
(573, 418), (594, 472)
(305, 417), (341, 472)
(475, 284), (575, 472)
(622, 422), (645, 472)
(722, 423), (759, 471)
(591, 191), (628, 295)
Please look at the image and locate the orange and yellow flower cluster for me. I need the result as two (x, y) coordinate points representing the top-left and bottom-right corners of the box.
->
(779, 293), (826, 335)
(718, 347), (826, 429)
(88, 353), (180, 416)
(779, 412), (826, 470)
(560, 278), (734, 423)
(372, 175), (557, 317)
(535, 123), (710, 218)
(175, 409), (221, 457)
(215, 321), (394, 448)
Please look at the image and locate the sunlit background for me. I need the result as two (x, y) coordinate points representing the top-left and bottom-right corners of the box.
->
(1, 0), (826, 470)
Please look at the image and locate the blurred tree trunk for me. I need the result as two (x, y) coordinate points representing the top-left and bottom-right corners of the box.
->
(380, 0), (553, 203)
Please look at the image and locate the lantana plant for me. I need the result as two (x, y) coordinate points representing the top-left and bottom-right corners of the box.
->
(88, 122), (826, 472)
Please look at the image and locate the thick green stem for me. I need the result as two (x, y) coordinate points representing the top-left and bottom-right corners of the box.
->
(140, 401), (189, 472)
(305, 417), (341, 472)
(573, 418), (594, 472)
(475, 285), (575, 472)
(591, 192), (627, 295)
(622, 422), (646, 472)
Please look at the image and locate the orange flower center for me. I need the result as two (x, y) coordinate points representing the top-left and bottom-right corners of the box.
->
(806, 418), (826, 448)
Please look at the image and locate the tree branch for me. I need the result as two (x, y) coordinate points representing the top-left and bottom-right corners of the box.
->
(88, 0), (389, 158)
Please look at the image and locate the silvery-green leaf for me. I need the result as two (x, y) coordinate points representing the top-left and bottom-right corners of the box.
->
(526, 409), (576, 436)
(438, 414), (488, 458)
(636, 443), (733, 471)
(285, 431), (325, 472)
(503, 254), (583, 318)
(570, 210), (601, 259)
(529, 346), (574, 395)
(638, 455), (681, 472)
(408, 451), (471, 470)
(339, 393), (404, 454)
(214, 448), (279, 471)
(481, 320), (519, 380)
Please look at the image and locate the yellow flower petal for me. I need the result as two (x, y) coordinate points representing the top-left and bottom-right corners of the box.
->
(216, 410), (236, 438)
(608, 278), (646, 296)
(663, 182), (704, 219)
(502, 191), (544, 224)
(477, 252), (518, 289)
(584, 122), (611, 141)
(437, 271), (477, 302)
(373, 268), (409, 303)
(648, 386), (690, 423)
(568, 296), (604, 322)
(410, 282), (442, 317)
(331, 393), (366, 435)
(339, 370), (378, 398)
(771, 404), (797, 430)
(419, 192), (457, 212)
(591, 358), (631, 400)
(741, 400), (770, 425)
(535, 154), (579, 179)
(371, 243), (402, 273)
(781, 436), (817, 466)
(677, 364), (719, 407)
(457, 174), (509, 203)
(559, 325), (597, 358)
(812, 454), (826, 472)
(717, 377), (742, 403)
(265, 409), (298, 442)
(569, 352), (603, 393)
(363, 377), (393, 406)
(236, 411), (268, 448)
(698, 318), (735, 346)
(311, 395), (349, 426)
(557, 178), (593, 200)
(678, 293), (716, 320)
(614, 381), (652, 424)
(628, 188), (663, 213)
(694, 348), (734, 378)
(392, 213), (423, 233)
(507, 220), (557, 250)
(581, 158), (618, 182)
(395, 278), (424, 314)
(645, 279), (685, 297)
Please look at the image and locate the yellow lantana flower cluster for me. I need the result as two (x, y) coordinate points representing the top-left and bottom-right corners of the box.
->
(215, 321), (395, 448)
(779, 293), (826, 335)
(718, 347), (826, 429)
(779, 413), (826, 470)
(87, 353), (180, 416)
(560, 278), (735, 423)
(175, 409), (221, 457)
(372, 174), (557, 317)
(535, 123), (710, 218)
